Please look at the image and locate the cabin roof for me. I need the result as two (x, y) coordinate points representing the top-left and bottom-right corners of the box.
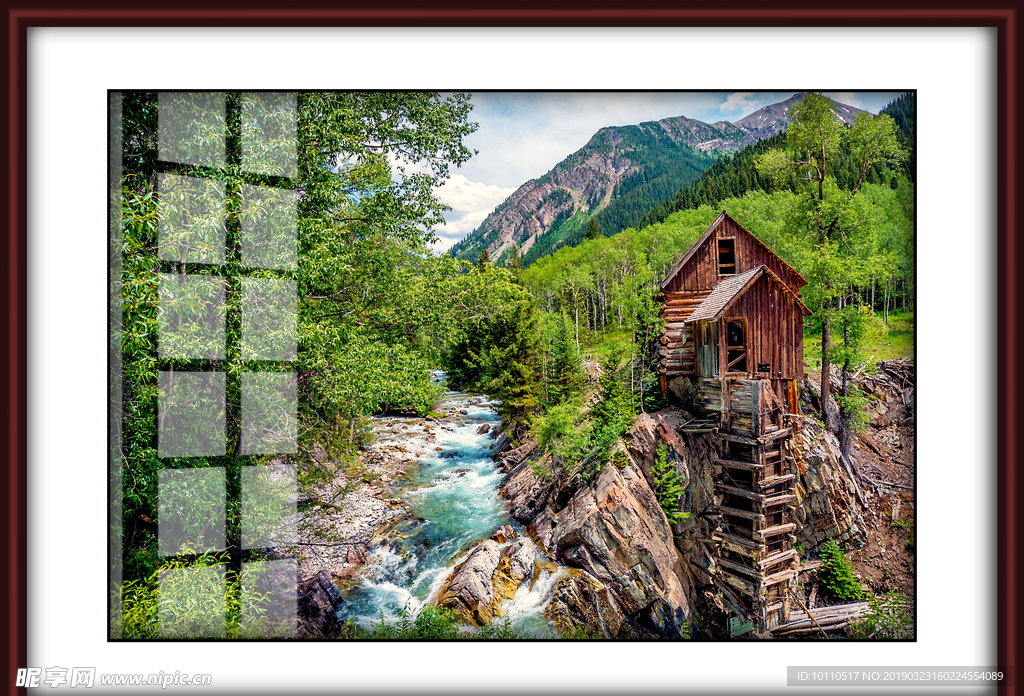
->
(660, 211), (808, 291)
(685, 265), (812, 323)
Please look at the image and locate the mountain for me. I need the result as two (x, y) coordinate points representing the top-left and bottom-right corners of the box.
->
(639, 93), (912, 230)
(449, 93), (864, 266)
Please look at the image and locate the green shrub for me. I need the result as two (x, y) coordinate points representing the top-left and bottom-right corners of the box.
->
(848, 592), (914, 639)
(113, 553), (278, 639)
(653, 443), (691, 525)
(371, 604), (461, 640)
(818, 539), (863, 601)
(365, 603), (523, 640)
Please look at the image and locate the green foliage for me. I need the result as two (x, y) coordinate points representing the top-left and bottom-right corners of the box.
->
(114, 554), (282, 639)
(848, 592), (914, 640)
(680, 620), (692, 640)
(351, 603), (523, 640)
(584, 217), (602, 240)
(585, 353), (639, 476)
(443, 272), (543, 427)
(890, 516), (911, 529)
(652, 442), (690, 525)
(818, 539), (864, 602)
(530, 352), (637, 482)
(117, 91), (481, 585)
(560, 625), (603, 640)
(641, 132), (789, 228)
(477, 247), (491, 270)
(370, 604), (461, 640)
(543, 311), (586, 406)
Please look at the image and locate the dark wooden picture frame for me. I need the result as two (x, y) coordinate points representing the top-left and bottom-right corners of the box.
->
(2, 4), (1019, 694)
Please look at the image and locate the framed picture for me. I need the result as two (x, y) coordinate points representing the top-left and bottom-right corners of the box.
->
(6, 10), (1016, 696)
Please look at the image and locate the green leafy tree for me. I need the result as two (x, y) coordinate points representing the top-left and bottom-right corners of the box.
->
(117, 91), (479, 587)
(756, 92), (904, 444)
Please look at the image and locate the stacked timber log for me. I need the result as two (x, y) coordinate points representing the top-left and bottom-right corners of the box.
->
(770, 601), (870, 636)
(657, 290), (710, 378)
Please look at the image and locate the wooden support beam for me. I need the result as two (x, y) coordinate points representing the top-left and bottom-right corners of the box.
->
(715, 482), (767, 501)
(757, 548), (799, 570)
(759, 427), (793, 443)
(718, 568), (759, 597)
(714, 530), (767, 552)
(755, 523), (798, 540)
(716, 555), (761, 579)
(716, 457), (766, 472)
(762, 567), (799, 587)
(718, 505), (766, 522)
(763, 493), (797, 507)
(758, 473), (796, 489)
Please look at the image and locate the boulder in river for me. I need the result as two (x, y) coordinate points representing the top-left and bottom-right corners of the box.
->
(544, 568), (637, 639)
(435, 540), (502, 625)
(476, 423), (491, 435)
(491, 537), (537, 612)
(296, 570), (344, 639)
(489, 524), (518, 543)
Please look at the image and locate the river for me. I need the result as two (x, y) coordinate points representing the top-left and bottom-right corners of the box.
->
(335, 382), (563, 637)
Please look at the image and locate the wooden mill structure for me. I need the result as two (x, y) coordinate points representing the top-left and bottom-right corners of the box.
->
(657, 212), (811, 634)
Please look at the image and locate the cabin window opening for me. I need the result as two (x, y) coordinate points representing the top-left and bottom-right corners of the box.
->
(718, 238), (736, 275)
(726, 319), (747, 373)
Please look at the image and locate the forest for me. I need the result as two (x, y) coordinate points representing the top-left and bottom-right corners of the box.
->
(112, 91), (914, 639)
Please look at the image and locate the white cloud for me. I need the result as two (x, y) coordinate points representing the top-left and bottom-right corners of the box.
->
(430, 174), (514, 253)
(719, 92), (766, 115)
(826, 92), (865, 108)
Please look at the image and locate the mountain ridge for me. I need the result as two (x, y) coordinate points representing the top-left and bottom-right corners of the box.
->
(449, 93), (863, 265)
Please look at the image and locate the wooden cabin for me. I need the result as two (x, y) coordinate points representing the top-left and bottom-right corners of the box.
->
(657, 211), (811, 635)
(657, 211), (809, 415)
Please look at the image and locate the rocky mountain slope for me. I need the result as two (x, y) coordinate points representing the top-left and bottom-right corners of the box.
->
(450, 93), (863, 267)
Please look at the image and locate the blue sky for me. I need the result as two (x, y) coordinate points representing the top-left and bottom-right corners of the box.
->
(431, 91), (906, 251)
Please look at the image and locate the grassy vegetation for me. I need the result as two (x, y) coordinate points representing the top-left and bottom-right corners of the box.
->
(578, 329), (633, 364)
(338, 603), (524, 640)
(803, 309), (914, 373)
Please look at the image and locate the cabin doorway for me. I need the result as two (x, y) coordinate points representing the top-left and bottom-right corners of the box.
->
(726, 319), (747, 373)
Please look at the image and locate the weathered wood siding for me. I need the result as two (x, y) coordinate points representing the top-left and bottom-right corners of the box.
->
(663, 216), (804, 294)
(695, 319), (719, 378)
(719, 273), (804, 381)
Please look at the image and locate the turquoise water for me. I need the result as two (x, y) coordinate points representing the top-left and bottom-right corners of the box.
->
(336, 387), (561, 637)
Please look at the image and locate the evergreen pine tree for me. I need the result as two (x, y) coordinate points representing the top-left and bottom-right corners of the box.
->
(585, 217), (602, 240)
(546, 311), (585, 405)
(477, 248), (491, 270)
(506, 244), (524, 285)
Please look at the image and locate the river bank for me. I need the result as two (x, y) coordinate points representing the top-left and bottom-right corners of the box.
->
(290, 385), (566, 638)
